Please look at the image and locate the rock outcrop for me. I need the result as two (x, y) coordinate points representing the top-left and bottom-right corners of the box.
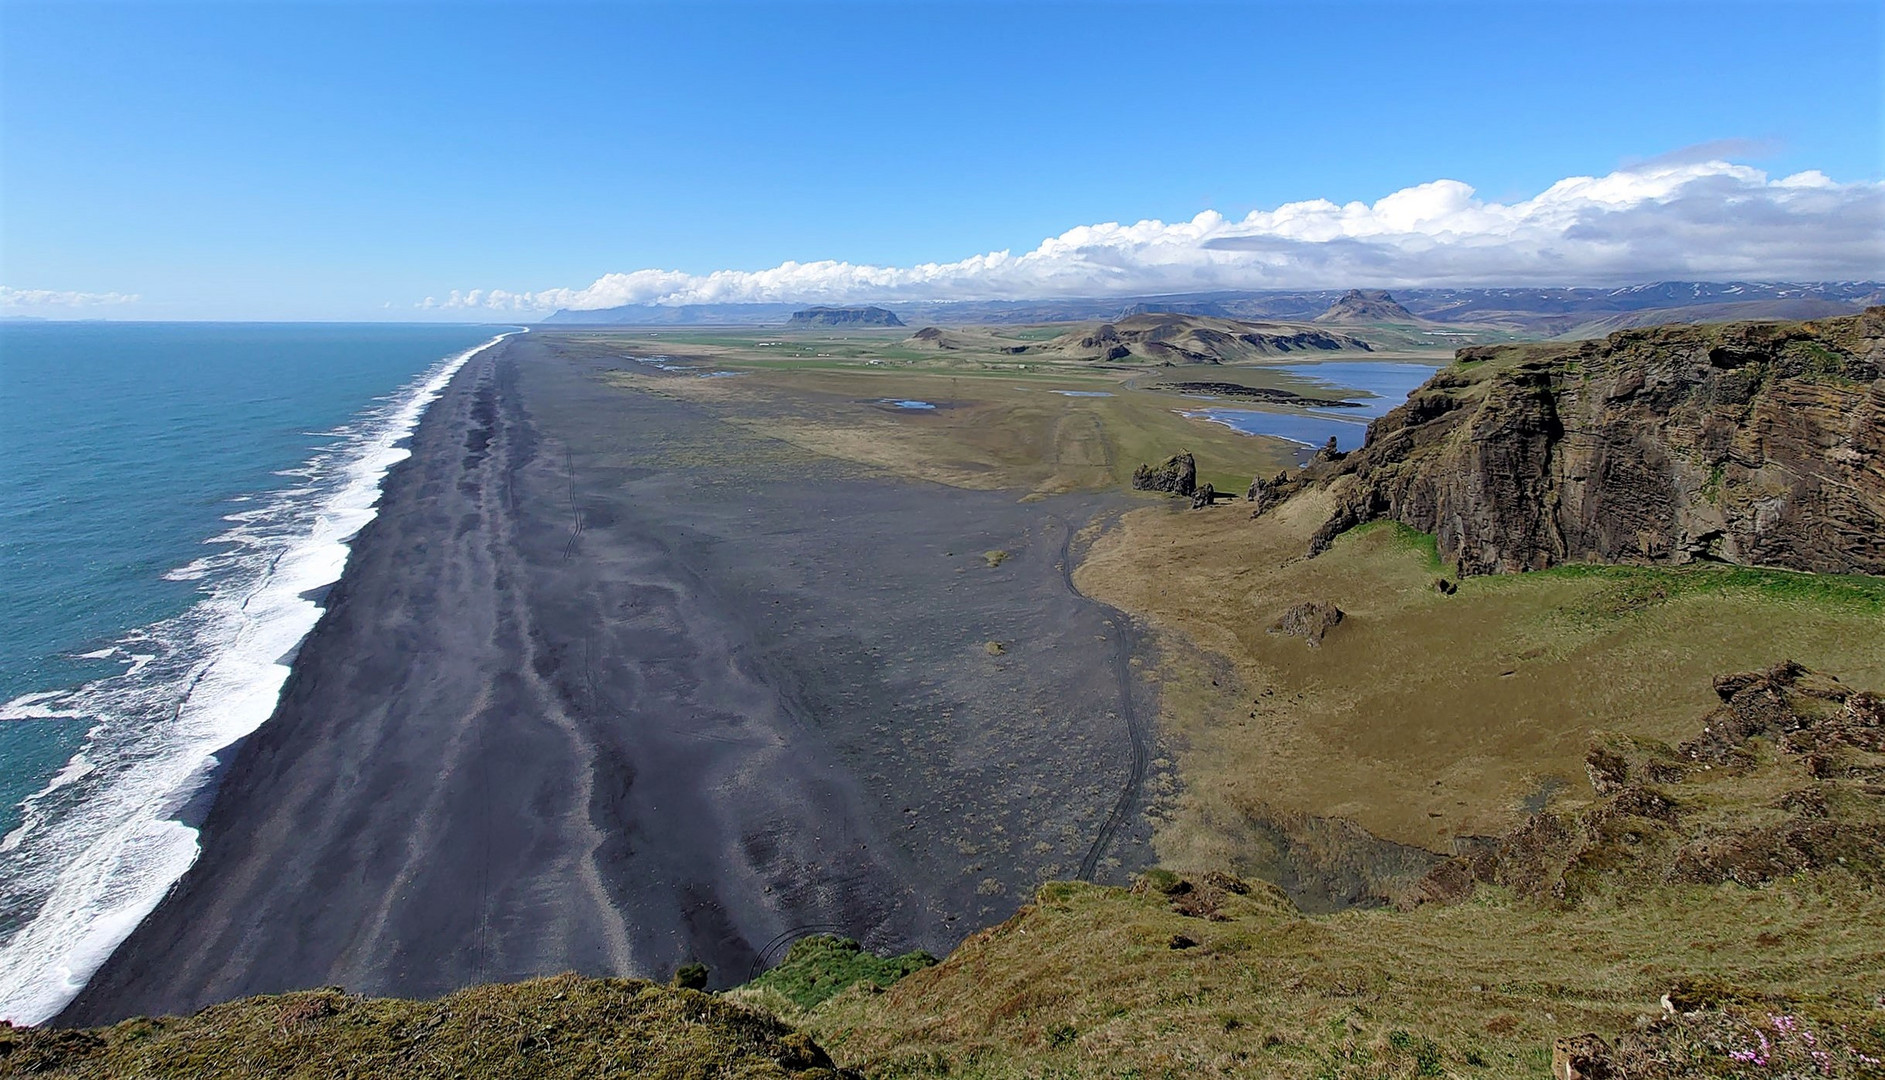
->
(1267, 601), (1345, 646)
(1157, 381), (1360, 409)
(787, 305), (905, 328)
(1132, 452), (1196, 497)
(1551, 1034), (1614, 1080)
(1404, 662), (1885, 908)
(1245, 470), (1304, 514)
(1294, 309), (1885, 576)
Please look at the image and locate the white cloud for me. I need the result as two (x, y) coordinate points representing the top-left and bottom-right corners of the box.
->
(448, 157), (1884, 312)
(0, 286), (140, 310)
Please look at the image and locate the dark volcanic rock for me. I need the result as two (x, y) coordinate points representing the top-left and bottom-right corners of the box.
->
(1294, 308), (1885, 576)
(1314, 288), (1419, 324)
(1189, 483), (1216, 510)
(1159, 381), (1360, 408)
(787, 306), (905, 328)
(1246, 470), (1303, 515)
(1552, 1033), (1615, 1080)
(1267, 601), (1344, 646)
(1132, 452), (1196, 497)
(1403, 662), (1885, 908)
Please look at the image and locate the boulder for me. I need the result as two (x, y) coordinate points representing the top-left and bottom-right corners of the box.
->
(1267, 601), (1345, 647)
(1131, 453), (1197, 497)
(1552, 1033), (1614, 1079)
(1190, 483), (1216, 509)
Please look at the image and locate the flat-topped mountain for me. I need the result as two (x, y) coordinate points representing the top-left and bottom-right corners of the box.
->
(787, 305), (905, 328)
(1031, 313), (1369, 364)
(1313, 288), (1419, 324)
(1269, 308), (1885, 575)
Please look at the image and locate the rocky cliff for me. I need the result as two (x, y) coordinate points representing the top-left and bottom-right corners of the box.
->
(787, 306), (905, 328)
(1287, 309), (1885, 576)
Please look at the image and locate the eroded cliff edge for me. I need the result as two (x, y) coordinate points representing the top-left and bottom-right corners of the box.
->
(1263, 307), (1885, 575)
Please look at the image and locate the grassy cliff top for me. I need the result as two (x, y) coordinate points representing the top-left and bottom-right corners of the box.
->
(1, 975), (852, 1079)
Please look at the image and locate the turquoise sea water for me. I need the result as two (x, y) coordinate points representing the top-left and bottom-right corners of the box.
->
(0, 322), (509, 1023)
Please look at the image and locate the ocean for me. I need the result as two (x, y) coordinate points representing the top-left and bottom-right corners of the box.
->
(0, 322), (513, 1024)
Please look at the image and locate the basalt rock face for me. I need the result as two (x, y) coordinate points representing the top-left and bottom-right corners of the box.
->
(1132, 452), (1197, 497)
(1305, 309), (1885, 576)
(787, 305), (905, 328)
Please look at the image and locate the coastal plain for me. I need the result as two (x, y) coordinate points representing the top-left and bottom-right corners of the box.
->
(38, 310), (1885, 1079)
(60, 328), (1199, 1023)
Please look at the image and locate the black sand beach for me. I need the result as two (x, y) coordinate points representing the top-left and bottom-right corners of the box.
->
(61, 332), (1155, 1024)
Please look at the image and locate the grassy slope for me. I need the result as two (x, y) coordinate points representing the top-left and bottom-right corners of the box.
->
(0, 975), (849, 1079)
(804, 653), (1885, 1078)
(804, 873), (1884, 1079)
(1075, 491), (1885, 867)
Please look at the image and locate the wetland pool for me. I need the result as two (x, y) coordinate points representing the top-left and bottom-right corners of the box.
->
(1182, 360), (1440, 455)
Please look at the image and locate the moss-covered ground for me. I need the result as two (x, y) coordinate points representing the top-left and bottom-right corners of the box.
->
(0, 974), (849, 1079)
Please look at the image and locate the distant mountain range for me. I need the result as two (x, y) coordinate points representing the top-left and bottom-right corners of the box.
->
(539, 281), (1882, 336)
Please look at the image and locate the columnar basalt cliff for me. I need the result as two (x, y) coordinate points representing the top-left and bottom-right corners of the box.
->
(1282, 309), (1885, 575)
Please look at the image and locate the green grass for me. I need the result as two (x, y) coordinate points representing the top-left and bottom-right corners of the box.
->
(1536, 562), (1885, 615)
(740, 937), (938, 1014)
(1, 975), (842, 1079)
(802, 872), (1885, 1079)
(1349, 522), (1885, 614)
(1350, 520), (1445, 573)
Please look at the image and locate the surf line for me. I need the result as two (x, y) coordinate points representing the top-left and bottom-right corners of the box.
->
(0, 328), (525, 1026)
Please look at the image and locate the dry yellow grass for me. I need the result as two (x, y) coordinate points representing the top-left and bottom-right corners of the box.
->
(806, 873), (1885, 1079)
(602, 363), (1295, 497)
(1075, 496), (1885, 866)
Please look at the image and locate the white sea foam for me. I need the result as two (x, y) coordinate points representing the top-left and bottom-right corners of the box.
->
(0, 693), (88, 722)
(0, 330), (521, 1025)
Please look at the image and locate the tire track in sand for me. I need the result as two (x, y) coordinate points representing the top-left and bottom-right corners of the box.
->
(1055, 515), (1149, 883)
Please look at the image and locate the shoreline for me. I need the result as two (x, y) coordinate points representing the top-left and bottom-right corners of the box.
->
(58, 331), (1158, 1024)
(0, 330), (516, 1027)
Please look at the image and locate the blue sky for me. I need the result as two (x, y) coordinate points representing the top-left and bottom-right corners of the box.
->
(2, 0), (1880, 319)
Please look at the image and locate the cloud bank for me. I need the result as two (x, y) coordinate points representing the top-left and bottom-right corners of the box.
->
(436, 158), (1883, 312)
(0, 286), (140, 311)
